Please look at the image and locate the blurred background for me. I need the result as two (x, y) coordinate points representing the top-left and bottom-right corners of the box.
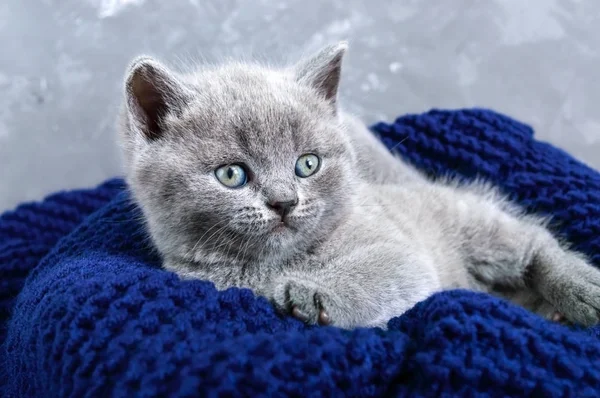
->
(1, 0), (599, 212)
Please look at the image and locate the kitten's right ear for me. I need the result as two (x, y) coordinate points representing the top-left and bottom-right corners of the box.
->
(124, 57), (190, 140)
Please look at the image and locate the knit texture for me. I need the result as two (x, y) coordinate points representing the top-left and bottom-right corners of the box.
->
(2, 109), (600, 397)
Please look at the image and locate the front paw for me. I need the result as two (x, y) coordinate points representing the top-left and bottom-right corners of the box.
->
(271, 278), (334, 326)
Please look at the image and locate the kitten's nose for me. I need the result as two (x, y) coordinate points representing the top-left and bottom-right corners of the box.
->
(267, 199), (298, 219)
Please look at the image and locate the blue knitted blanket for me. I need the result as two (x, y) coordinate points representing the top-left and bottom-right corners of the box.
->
(2, 109), (600, 397)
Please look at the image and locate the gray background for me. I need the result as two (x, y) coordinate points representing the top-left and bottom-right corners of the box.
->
(1, 0), (599, 212)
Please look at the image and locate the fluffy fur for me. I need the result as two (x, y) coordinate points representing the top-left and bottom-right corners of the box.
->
(118, 43), (600, 329)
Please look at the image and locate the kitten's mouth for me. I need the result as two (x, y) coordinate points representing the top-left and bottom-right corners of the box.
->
(272, 220), (294, 233)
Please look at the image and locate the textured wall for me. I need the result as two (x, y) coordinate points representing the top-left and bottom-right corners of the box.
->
(1, 0), (599, 211)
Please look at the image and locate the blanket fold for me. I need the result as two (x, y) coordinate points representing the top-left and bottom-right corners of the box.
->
(1, 109), (600, 397)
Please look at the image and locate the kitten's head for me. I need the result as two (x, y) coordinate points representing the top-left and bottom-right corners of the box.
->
(119, 42), (357, 266)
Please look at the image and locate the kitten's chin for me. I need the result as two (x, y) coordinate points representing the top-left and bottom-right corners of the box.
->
(257, 217), (323, 260)
(267, 225), (294, 243)
(263, 222), (300, 251)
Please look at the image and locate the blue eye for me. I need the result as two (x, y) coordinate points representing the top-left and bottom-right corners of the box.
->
(215, 164), (248, 188)
(295, 154), (321, 178)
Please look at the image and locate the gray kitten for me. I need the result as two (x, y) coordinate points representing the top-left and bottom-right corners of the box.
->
(118, 42), (600, 329)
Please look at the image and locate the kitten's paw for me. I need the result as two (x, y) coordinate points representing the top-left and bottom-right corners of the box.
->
(271, 278), (334, 326)
(546, 267), (600, 327)
(552, 312), (566, 323)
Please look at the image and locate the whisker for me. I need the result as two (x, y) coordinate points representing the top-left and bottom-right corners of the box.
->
(186, 219), (229, 259)
(224, 229), (235, 264)
(211, 227), (235, 253)
(234, 226), (255, 268)
(188, 222), (231, 260)
(387, 134), (410, 154)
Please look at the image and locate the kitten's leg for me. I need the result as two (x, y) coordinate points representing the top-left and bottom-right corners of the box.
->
(164, 254), (433, 330)
(443, 184), (600, 326)
(266, 246), (439, 329)
(164, 254), (420, 329)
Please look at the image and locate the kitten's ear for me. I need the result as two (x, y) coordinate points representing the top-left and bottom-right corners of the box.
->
(124, 57), (190, 140)
(295, 41), (348, 112)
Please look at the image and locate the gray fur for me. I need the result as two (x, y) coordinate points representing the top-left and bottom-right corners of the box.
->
(119, 43), (600, 329)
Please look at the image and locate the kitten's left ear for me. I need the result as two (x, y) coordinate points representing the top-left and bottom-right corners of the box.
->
(295, 41), (348, 112)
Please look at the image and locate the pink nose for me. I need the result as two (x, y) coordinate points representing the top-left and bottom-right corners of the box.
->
(266, 199), (297, 218)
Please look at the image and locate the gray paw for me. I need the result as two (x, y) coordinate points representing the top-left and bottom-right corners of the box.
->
(546, 268), (600, 327)
(271, 278), (333, 326)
